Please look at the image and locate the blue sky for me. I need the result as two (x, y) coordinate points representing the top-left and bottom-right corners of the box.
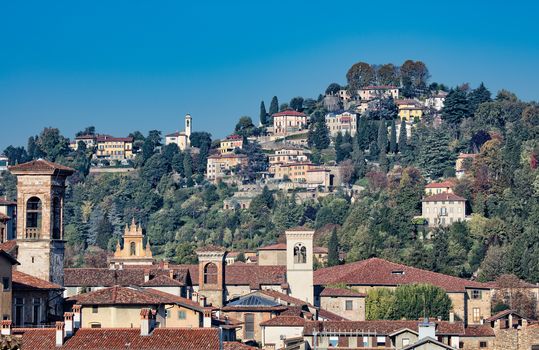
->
(1, 0), (538, 150)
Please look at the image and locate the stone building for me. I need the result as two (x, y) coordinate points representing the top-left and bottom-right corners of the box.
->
(94, 136), (134, 161)
(319, 287), (366, 321)
(422, 193), (467, 227)
(0, 251), (19, 321)
(206, 154), (248, 181)
(286, 227), (315, 304)
(357, 85), (400, 101)
(109, 219), (154, 267)
(196, 245), (227, 308)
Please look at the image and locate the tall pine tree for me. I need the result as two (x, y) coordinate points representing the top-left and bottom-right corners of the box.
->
(183, 152), (194, 187)
(259, 101), (267, 126)
(327, 228), (340, 267)
(269, 96), (279, 115)
(357, 116), (369, 150)
(335, 132), (344, 162)
(469, 82), (491, 113)
(389, 119), (397, 154)
(377, 120), (388, 154)
(398, 119), (407, 154)
(441, 88), (471, 126)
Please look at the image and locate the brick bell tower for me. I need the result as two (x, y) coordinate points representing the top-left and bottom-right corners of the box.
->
(9, 159), (74, 286)
(196, 245), (227, 308)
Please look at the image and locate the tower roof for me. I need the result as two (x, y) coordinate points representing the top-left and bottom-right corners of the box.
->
(8, 159), (75, 176)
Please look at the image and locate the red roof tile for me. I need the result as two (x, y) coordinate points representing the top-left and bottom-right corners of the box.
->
(360, 85), (398, 90)
(15, 327), (221, 350)
(0, 240), (17, 256)
(272, 110), (307, 117)
(463, 325), (495, 337)
(485, 309), (525, 322)
(144, 288), (210, 312)
(314, 258), (489, 292)
(259, 290), (308, 306)
(0, 198), (16, 206)
(425, 180), (455, 189)
(12, 271), (62, 290)
(319, 288), (366, 297)
(224, 342), (258, 350)
(422, 193), (466, 202)
(303, 320), (465, 336)
(260, 316), (307, 327)
(67, 286), (172, 305)
(8, 159), (74, 175)
(317, 308), (349, 321)
(196, 245), (228, 253)
(95, 136), (133, 142)
(64, 267), (190, 287)
(141, 275), (184, 287)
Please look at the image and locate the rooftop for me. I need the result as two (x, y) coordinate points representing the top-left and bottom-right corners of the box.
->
(422, 193), (466, 202)
(425, 180), (455, 189)
(319, 287), (366, 298)
(67, 286), (173, 305)
(8, 159), (75, 175)
(13, 271), (62, 291)
(272, 110), (307, 117)
(314, 257), (489, 292)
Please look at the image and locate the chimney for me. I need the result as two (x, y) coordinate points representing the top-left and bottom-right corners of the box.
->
(192, 291), (199, 303)
(418, 318), (436, 340)
(64, 312), (74, 337)
(140, 309), (152, 336)
(1, 320), (11, 336)
(55, 321), (65, 347)
(144, 269), (150, 283)
(72, 305), (81, 330)
(163, 261), (169, 269)
(449, 312), (455, 323)
(199, 296), (206, 307)
(168, 270), (174, 279)
(203, 310), (212, 328)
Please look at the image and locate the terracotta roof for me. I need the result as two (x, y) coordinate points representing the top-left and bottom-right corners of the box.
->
(95, 136), (133, 142)
(64, 267), (190, 287)
(319, 287), (366, 297)
(272, 110), (307, 117)
(0, 240), (17, 256)
(225, 134), (243, 140)
(0, 198), (16, 205)
(303, 320), (465, 336)
(165, 131), (186, 137)
(317, 308), (349, 321)
(463, 325), (495, 337)
(15, 327), (221, 350)
(485, 309), (525, 322)
(67, 286), (172, 305)
(360, 85), (398, 90)
(223, 265), (286, 289)
(425, 180), (455, 189)
(260, 316), (307, 327)
(8, 159), (74, 175)
(313, 257), (489, 292)
(207, 154), (248, 159)
(144, 288), (210, 312)
(12, 271), (62, 290)
(224, 342), (258, 350)
(422, 193), (466, 202)
(402, 337), (454, 350)
(259, 290), (309, 306)
(142, 274), (184, 287)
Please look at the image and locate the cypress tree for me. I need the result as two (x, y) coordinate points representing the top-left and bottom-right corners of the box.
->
(377, 120), (388, 154)
(259, 101), (267, 126)
(269, 96), (279, 115)
(357, 116), (369, 150)
(335, 132), (344, 162)
(389, 119), (397, 154)
(183, 152), (194, 187)
(379, 150), (389, 173)
(327, 228), (340, 267)
(398, 119), (407, 154)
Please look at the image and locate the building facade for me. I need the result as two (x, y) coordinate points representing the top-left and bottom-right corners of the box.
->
(325, 111), (357, 137)
(109, 219), (154, 267)
(95, 136), (134, 160)
(358, 85), (399, 101)
(206, 154), (248, 181)
(272, 110), (308, 136)
(165, 114), (192, 151)
(422, 193), (467, 227)
(219, 135), (243, 154)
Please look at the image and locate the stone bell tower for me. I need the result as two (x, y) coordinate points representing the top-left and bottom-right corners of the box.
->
(196, 245), (227, 307)
(286, 227), (314, 304)
(9, 159), (74, 285)
(109, 218), (154, 267)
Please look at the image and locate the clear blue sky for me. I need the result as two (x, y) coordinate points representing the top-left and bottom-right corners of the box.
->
(1, 0), (538, 150)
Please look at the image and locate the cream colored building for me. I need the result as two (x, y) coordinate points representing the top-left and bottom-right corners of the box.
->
(456, 153), (477, 179)
(422, 193), (466, 227)
(425, 91), (448, 111)
(219, 135), (243, 154)
(286, 227), (314, 304)
(425, 181), (455, 196)
(270, 162), (314, 182)
(272, 110), (308, 136)
(206, 154), (248, 181)
(165, 114), (192, 151)
(268, 147), (308, 166)
(109, 219), (154, 267)
(325, 111), (357, 137)
(358, 85), (399, 101)
(95, 136), (134, 160)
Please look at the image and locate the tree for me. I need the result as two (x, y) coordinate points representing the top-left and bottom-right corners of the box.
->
(441, 88), (471, 126)
(235, 116), (256, 138)
(308, 115), (330, 151)
(346, 62), (375, 92)
(377, 120), (388, 154)
(2, 146), (28, 165)
(379, 151), (389, 173)
(398, 119), (407, 154)
(140, 130), (162, 164)
(36, 127), (70, 161)
(183, 152), (194, 187)
(189, 132), (212, 149)
(377, 63), (399, 86)
(335, 133), (345, 162)
(259, 101), (268, 126)
(469, 82), (491, 112)
(366, 288), (396, 320)
(392, 284), (452, 320)
(389, 119), (397, 154)
(400, 60), (430, 92)
(327, 228), (339, 267)
(289, 96), (304, 111)
(76, 126), (96, 137)
(269, 96), (279, 115)
(417, 128), (454, 179)
(356, 116), (370, 150)
(325, 83), (341, 95)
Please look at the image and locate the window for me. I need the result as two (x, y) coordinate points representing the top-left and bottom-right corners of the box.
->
(293, 243), (307, 264)
(2, 277), (9, 291)
(471, 290), (482, 300)
(178, 311), (186, 320)
(479, 341), (487, 348)
(52, 197), (61, 239)
(204, 263), (218, 284)
(32, 298), (41, 325)
(328, 336), (338, 347)
(402, 338), (410, 346)
(130, 242), (136, 256)
(362, 337), (368, 347)
(376, 336), (386, 346)
(473, 308), (481, 323)
(440, 207), (447, 216)
(92, 305), (98, 314)
(345, 300), (353, 311)
(26, 197), (42, 237)
(90, 323), (101, 328)
(14, 298), (24, 326)
(244, 313), (254, 339)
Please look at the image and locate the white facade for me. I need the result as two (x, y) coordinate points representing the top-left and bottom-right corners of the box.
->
(165, 114), (192, 151)
(325, 112), (357, 137)
(285, 228), (314, 304)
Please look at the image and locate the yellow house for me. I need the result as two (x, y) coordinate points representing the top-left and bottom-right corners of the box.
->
(95, 136), (134, 160)
(206, 154), (248, 181)
(219, 135), (244, 154)
(396, 99), (425, 121)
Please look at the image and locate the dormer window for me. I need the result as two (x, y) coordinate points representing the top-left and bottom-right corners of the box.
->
(392, 270), (405, 275)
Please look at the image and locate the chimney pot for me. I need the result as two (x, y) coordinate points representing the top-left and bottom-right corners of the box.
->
(449, 312), (455, 323)
(64, 312), (74, 337)
(55, 322), (65, 347)
(199, 296), (206, 307)
(1, 320), (11, 336)
(72, 305), (82, 330)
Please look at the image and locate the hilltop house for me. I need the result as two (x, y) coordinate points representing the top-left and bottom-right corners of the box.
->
(325, 111), (357, 137)
(165, 114), (192, 151)
(272, 110), (308, 136)
(219, 134), (244, 154)
(422, 193), (467, 227)
(396, 99), (425, 121)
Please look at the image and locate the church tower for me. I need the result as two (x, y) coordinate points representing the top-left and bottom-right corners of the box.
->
(185, 114), (192, 146)
(9, 159), (74, 285)
(109, 218), (154, 266)
(196, 245), (226, 307)
(286, 227), (314, 304)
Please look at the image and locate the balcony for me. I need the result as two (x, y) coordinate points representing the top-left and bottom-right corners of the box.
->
(25, 228), (41, 239)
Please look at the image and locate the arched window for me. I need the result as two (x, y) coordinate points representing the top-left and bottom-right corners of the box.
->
(26, 197), (42, 238)
(294, 243), (307, 264)
(130, 242), (136, 256)
(52, 197), (61, 239)
(204, 263), (218, 284)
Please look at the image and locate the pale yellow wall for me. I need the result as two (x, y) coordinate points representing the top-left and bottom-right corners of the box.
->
(258, 250), (286, 266)
(466, 289), (491, 325)
(164, 304), (201, 327)
(81, 305), (163, 328)
(263, 326), (304, 349)
(395, 332), (419, 348)
(320, 296), (365, 321)
(422, 200), (466, 227)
